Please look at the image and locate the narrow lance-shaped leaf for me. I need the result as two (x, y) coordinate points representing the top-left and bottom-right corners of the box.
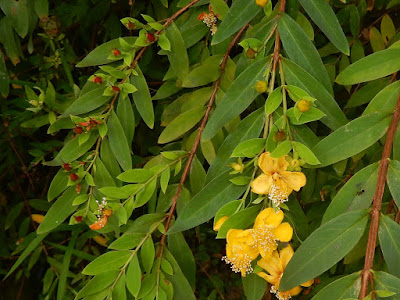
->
(336, 48), (400, 85)
(278, 13), (332, 94)
(297, 0), (349, 55)
(108, 110), (132, 171)
(379, 214), (400, 278)
(212, 0), (261, 45)
(165, 22), (189, 83)
(280, 209), (369, 291)
(203, 57), (270, 140)
(312, 272), (361, 300)
(312, 112), (391, 167)
(387, 160), (400, 209)
(130, 66), (154, 129)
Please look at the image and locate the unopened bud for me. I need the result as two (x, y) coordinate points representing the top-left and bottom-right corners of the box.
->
(214, 216), (229, 231)
(256, 0), (269, 7)
(274, 130), (286, 142)
(297, 99), (311, 112)
(32, 214), (45, 224)
(255, 81), (267, 94)
(246, 48), (257, 59)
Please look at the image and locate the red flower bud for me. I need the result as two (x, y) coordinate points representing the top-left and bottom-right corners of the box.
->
(70, 173), (79, 181)
(63, 163), (72, 171)
(127, 21), (135, 30)
(112, 48), (121, 56)
(76, 183), (82, 194)
(74, 126), (83, 134)
(75, 216), (83, 222)
(92, 76), (102, 84)
(146, 33), (155, 42)
(112, 86), (120, 93)
(89, 119), (98, 128)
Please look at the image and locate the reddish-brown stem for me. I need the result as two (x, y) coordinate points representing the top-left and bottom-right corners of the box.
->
(157, 23), (250, 256)
(395, 209), (400, 224)
(271, 0), (286, 73)
(359, 91), (400, 299)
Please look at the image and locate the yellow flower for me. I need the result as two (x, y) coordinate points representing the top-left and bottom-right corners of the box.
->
(222, 229), (260, 276)
(257, 245), (314, 300)
(250, 152), (306, 206)
(248, 208), (293, 258)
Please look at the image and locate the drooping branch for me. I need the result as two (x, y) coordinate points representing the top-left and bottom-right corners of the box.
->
(157, 23), (250, 256)
(359, 91), (400, 299)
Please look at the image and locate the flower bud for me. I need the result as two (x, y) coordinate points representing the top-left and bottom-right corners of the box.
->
(256, 0), (268, 7)
(255, 81), (267, 94)
(112, 86), (120, 93)
(70, 173), (79, 181)
(91, 76), (102, 84)
(274, 130), (286, 142)
(93, 235), (108, 247)
(246, 48), (257, 59)
(74, 126), (83, 134)
(112, 48), (121, 56)
(146, 33), (155, 42)
(32, 214), (45, 224)
(214, 216), (229, 231)
(297, 99), (311, 112)
(63, 163), (72, 171)
(291, 159), (300, 168)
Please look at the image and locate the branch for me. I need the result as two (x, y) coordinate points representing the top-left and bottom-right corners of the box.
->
(359, 91), (400, 299)
(157, 23), (250, 256)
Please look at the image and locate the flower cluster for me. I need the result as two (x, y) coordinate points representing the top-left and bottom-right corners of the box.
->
(197, 6), (218, 35)
(89, 198), (112, 230)
(257, 245), (314, 300)
(251, 152), (306, 207)
(222, 208), (293, 276)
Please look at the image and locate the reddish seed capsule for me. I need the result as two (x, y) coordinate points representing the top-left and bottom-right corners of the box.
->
(70, 173), (79, 181)
(63, 163), (72, 171)
(112, 86), (120, 93)
(112, 48), (121, 56)
(146, 33), (155, 42)
(89, 119), (98, 128)
(75, 216), (83, 222)
(92, 76), (102, 84)
(127, 21), (135, 30)
(74, 126), (83, 134)
(76, 183), (82, 194)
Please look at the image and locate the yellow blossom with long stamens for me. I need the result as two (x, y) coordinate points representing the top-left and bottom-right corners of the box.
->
(248, 208), (293, 258)
(250, 152), (306, 206)
(257, 245), (314, 300)
(222, 229), (260, 276)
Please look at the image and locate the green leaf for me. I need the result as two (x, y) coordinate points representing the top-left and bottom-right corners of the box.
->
(312, 272), (361, 300)
(212, 0), (261, 45)
(280, 209), (369, 291)
(323, 163), (379, 224)
(286, 107), (326, 125)
(118, 169), (152, 185)
(158, 34), (171, 51)
(112, 272), (126, 300)
(37, 186), (85, 234)
(278, 13), (332, 94)
(108, 110), (132, 171)
(297, 0), (349, 55)
(135, 178), (157, 208)
(169, 170), (247, 233)
(126, 255), (141, 297)
(242, 273), (267, 300)
(293, 142), (320, 165)
(48, 170), (69, 201)
(381, 15), (396, 44)
(163, 248), (196, 300)
(5, 232), (49, 279)
(76, 37), (136, 67)
(75, 271), (120, 299)
(0, 17), (21, 65)
(0, 0), (29, 38)
(265, 87), (283, 116)
(117, 96), (135, 146)
(387, 160), (400, 209)
(206, 109), (264, 182)
(21, 115), (50, 128)
(217, 205), (261, 238)
(379, 214), (400, 278)
(189, 156), (206, 196)
(83, 250), (132, 275)
(282, 58), (348, 130)
(369, 27), (385, 52)
(0, 50), (9, 97)
(203, 57), (270, 140)
(374, 271), (400, 298)
(270, 140), (292, 158)
(165, 22), (189, 82)
(140, 237), (155, 274)
(375, 290), (396, 298)
(159, 107), (205, 144)
(160, 167), (171, 194)
(231, 138), (265, 158)
(336, 48), (400, 85)
(363, 80), (400, 116)
(57, 231), (78, 300)
(346, 78), (390, 108)
(312, 112), (391, 167)
(109, 232), (145, 250)
(62, 86), (111, 116)
(168, 232), (196, 289)
(130, 66), (154, 128)
(210, 0), (229, 20)
(182, 60), (221, 88)
(230, 176), (251, 186)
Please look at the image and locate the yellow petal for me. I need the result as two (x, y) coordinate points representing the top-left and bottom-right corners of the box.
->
(258, 152), (289, 174)
(281, 171), (306, 191)
(301, 278), (314, 287)
(214, 216), (229, 231)
(274, 222), (293, 242)
(257, 271), (280, 285)
(279, 245), (294, 269)
(257, 251), (283, 278)
(227, 229), (248, 243)
(286, 286), (303, 296)
(254, 208), (284, 229)
(251, 174), (273, 195)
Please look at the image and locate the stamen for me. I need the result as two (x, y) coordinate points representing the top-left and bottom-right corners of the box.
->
(251, 226), (277, 254)
(268, 183), (288, 206)
(222, 245), (254, 275)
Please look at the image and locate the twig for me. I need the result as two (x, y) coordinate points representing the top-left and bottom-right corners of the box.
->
(196, 260), (226, 300)
(359, 91), (400, 299)
(157, 23), (250, 256)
